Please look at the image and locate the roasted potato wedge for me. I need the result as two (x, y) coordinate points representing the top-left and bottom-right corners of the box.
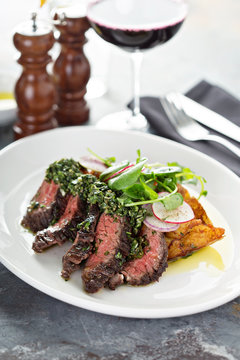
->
(167, 185), (225, 260)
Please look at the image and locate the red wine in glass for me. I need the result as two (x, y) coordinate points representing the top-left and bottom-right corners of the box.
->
(87, 0), (188, 130)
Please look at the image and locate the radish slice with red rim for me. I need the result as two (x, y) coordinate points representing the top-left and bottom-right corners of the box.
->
(152, 200), (194, 224)
(79, 156), (107, 173)
(144, 215), (180, 232)
(142, 202), (180, 232)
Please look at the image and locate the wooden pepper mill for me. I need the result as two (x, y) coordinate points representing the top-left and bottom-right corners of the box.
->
(53, 7), (90, 126)
(13, 13), (58, 140)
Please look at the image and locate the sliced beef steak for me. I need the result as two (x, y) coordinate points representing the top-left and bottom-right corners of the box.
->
(82, 213), (130, 293)
(32, 195), (86, 253)
(21, 180), (68, 233)
(61, 204), (100, 280)
(108, 225), (168, 289)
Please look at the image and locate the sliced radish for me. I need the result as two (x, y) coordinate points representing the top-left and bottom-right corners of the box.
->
(79, 156), (107, 173)
(143, 202), (180, 232)
(105, 164), (134, 181)
(144, 215), (180, 232)
(152, 200), (194, 224)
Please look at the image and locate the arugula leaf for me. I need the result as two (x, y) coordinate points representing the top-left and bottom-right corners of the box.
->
(123, 180), (158, 201)
(160, 192), (183, 211)
(124, 186), (178, 207)
(136, 149), (141, 163)
(123, 183), (146, 200)
(169, 162), (207, 199)
(155, 176), (177, 193)
(139, 177), (158, 200)
(87, 148), (116, 167)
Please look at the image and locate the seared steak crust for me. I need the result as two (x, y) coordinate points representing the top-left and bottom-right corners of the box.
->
(32, 195), (86, 253)
(108, 273), (124, 290)
(109, 225), (168, 289)
(82, 214), (130, 293)
(21, 180), (68, 233)
(61, 204), (100, 280)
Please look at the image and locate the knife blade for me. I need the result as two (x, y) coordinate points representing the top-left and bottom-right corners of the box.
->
(167, 92), (240, 143)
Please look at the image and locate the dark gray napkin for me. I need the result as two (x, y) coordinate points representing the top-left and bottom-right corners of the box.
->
(134, 80), (240, 176)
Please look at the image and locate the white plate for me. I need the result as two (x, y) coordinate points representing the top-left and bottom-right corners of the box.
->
(0, 127), (239, 318)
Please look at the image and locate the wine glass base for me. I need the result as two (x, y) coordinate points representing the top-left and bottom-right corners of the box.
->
(95, 110), (148, 131)
(86, 77), (107, 100)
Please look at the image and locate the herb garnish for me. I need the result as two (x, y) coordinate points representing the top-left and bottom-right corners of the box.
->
(81, 245), (90, 252)
(115, 251), (122, 260)
(45, 160), (145, 235)
(87, 148), (116, 167)
(115, 251), (124, 265)
(45, 158), (83, 195)
(169, 162), (207, 199)
(28, 201), (40, 212)
(105, 154), (207, 207)
(128, 235), (149, 260)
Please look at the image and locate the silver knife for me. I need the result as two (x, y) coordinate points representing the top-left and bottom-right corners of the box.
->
(167, 92), (240, 143)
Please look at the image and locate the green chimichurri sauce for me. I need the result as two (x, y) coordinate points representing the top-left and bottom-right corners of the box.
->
(45, 159), (146, 236)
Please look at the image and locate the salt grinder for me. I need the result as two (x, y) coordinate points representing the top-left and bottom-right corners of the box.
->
(53, 8), (90, 126)
(13, 13), (57, 140)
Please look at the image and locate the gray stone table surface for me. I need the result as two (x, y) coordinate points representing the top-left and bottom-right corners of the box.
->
(1, 0), (240, 359)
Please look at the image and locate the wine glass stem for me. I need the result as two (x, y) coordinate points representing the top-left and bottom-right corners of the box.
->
(131, 51), (143, 116)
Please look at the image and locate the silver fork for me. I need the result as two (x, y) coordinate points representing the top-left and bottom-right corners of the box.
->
(161, 93), (240, 158)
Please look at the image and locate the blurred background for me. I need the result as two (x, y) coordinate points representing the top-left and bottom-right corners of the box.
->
(0, 0), (240, 121)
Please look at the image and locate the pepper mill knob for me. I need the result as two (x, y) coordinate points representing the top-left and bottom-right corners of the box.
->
(13, 13), (58, 140)
(52, 6), (90, 126)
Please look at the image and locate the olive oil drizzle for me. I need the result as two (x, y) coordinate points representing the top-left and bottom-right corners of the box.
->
(167, 246), (225, 275)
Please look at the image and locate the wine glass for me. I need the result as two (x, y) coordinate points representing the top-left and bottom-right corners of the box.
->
(87, 0), (188, 131)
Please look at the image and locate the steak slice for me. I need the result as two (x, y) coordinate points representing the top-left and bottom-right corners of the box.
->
(32, 195), (86, 253)
(82, 213), (130, 293)
(61, 204), (100, 280)
(108, 225), (168, 289)
(21, 180), (68, 233)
